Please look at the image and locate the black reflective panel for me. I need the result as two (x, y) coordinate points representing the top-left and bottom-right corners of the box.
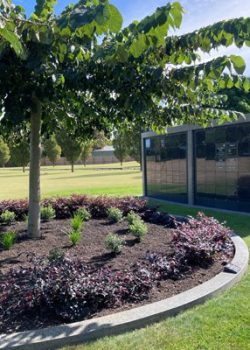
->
(145, 132), (188, 203)
(195, 123), (250, 212)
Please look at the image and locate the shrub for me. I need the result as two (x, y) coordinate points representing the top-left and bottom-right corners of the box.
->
(41, 205), (55, 222)
(1, 231), (16, 250)
(69, 230), (82, 246)
(126, 211), (141, 225)
(0, 210), (15, 225)
(107, 207), (123, 223)
(76, 207), (91, 221)
(0, 196), (148, 221)
(48, 248), (65, 262)
(172, 212), (233, 267)
(129, 219), (148, 241)
(105, 233), (123, 254)
(71, 213), (83, 232)
(0, 257), (152, 330)
(141, 208), (177, 228)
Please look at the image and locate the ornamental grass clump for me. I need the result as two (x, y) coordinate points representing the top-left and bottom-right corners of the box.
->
(76, 207), (91, 221)
(129, 218), (148, 242)
(107, 207), (123, 223)
(126, 211), (141, 225)
(105, 233), (123, 254)
(0, 210), (15, 225)
(71, 213), (83, 232)
(1, 231), (16, 250)
(41, 205), (55, 222)
(69, 213), (83, 246)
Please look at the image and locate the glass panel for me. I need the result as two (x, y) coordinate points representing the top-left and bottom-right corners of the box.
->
(195, 123), (250, 212)
(145, 132), (188, 203)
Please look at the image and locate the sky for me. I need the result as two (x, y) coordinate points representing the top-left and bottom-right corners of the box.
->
(14, 0), (250, 74)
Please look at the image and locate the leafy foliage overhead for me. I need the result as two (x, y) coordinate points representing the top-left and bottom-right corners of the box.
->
(0, 0), (249, 135)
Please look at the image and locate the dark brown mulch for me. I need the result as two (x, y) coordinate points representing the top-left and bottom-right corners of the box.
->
(0, 218), (233, 333)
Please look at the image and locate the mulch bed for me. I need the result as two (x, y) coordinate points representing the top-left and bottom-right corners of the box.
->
(0, 218), (233, 334)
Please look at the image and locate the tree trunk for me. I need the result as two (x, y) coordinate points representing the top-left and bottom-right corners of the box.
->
(71, 162), (74, 172)
(28, 95), (42, 238)
(23, 166), (25, 173)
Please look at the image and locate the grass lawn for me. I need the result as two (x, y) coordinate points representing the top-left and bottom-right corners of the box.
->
(62, 201), (250, 350)
(0, 162), (142, 200)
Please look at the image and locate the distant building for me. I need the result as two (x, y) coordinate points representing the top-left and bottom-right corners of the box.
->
(42, 145), (133, 165)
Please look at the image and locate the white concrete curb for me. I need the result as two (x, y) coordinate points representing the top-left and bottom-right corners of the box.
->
(0, 235), (248, 350)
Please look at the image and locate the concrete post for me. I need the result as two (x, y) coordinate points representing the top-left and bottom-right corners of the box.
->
(187, 130), (194, 205)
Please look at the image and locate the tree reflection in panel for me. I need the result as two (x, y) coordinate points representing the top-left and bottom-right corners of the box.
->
(195, 123), (250, 212)
(145, 133), (188, 202)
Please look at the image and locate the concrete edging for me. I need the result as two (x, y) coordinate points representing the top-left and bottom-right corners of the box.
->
(0, 234), (248, 350)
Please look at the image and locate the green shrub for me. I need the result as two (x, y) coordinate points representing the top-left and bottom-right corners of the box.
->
(104, 233), (123, 254)
(48, 247), (65, 262)
(71, 213), (83, 232)
(69, 230), (81, 246)
(76, 207), (91, 221)
(41, 205), (55, 222)
(0, 210), (16, 225)
(129, 219), (148, 242)
(126, 211), (141, 225)
(107, 207), (123, 223)
(1, 231), (16, 250)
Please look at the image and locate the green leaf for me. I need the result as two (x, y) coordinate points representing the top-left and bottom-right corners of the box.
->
(0, 28), (24, 57)
(170, 2), (183, 28)
(129, 33), (147, 58)
(230, 55), (246, 74)
(107, 5), (123, 33)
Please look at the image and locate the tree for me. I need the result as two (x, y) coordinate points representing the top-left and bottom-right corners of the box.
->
(126, 127), (143, 168)
(220, 87), (250, 113)
(57, 131), (82, 173)
(44, 135), (61, 166)
(0, 137), (10, 167)
(81, 140), (93, 167)
(93, 131), (110, 150)
(0, 1), (249, 239)
(113, 130), (129, 167)
(10, 140), (29, 172)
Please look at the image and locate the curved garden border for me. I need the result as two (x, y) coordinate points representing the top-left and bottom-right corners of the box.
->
(0, 234), (248, 350)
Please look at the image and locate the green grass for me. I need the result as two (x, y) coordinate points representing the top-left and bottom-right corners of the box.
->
(61, 201), (250, 350)
(0, 162), (142, 200)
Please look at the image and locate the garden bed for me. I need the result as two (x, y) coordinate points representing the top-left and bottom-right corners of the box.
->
(0, 196), (235, 335)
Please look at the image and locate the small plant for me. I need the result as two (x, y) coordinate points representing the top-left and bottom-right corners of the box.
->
(129, 219), (148, 242)
(126, 211), (141, 225)
(69, 230), (82, 246)
(48, 248), (65, 262)
(1, 231), (16, 250)
(41, 205), (55, 222)
(76, 207), (91, 221)
(104, 233), (123, 254)
(0, 210), (15, 225)
(107, 207), (123, 223)
(71, 213), (83, 232)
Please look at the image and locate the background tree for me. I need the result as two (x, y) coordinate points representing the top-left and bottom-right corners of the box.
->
(113, 130), (129, 167)
(0, 0), (249, 239)
(44, 135), (61, 167)
(0, 137), (10, 167)
(10, 140), (29, 172)
(81, 140), (93, 167)
(93, 131), (110, 150)
(57, 131), (82, 173)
